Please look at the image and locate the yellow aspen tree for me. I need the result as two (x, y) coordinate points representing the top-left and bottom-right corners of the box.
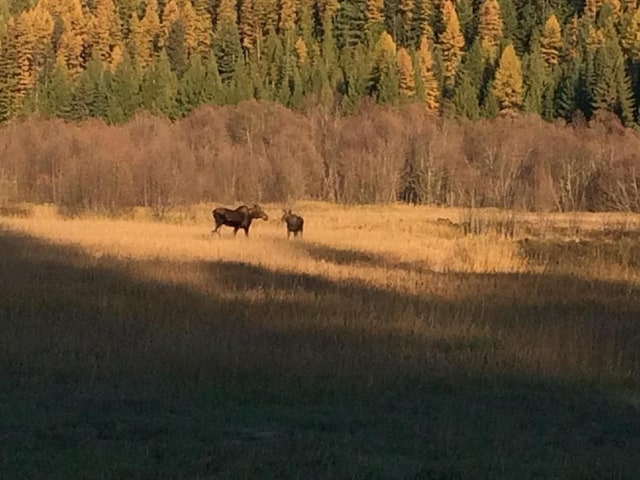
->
(239, 0), (257, 51)
(278, 0), (296, 33)
(397, 47), (415, 97)
(621, 0), (637, 11)
(295, 36), (308, 65)
(539, 14), (562, 66)
(492, 43), (523, 111)
(477, 0), (502, 61)
(418, 35), (439, 111)
(438, 0), (464, 85)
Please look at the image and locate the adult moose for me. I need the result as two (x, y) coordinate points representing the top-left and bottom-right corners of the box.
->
(281, 209), (304, 239)
(211, 204), (269, 237)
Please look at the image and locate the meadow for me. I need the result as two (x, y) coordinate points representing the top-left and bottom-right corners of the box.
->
(1, 202), (640, 479)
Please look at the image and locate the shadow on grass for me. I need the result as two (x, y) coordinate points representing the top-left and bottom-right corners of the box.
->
(1, 228), (640, 479)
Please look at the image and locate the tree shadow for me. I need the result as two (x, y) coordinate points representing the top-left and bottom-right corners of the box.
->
(1, 228), (640, 479)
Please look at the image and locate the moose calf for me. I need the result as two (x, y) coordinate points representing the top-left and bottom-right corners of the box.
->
(281, 209), (304, 239)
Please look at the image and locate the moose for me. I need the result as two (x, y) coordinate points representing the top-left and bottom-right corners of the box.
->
(281, 209), (304, 239)
(211, 204), (269, 237)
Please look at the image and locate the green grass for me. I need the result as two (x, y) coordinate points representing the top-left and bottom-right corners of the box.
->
(1, 219), (640, 479)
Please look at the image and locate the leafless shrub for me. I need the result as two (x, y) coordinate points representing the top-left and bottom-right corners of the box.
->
(2, 103), (640, 215)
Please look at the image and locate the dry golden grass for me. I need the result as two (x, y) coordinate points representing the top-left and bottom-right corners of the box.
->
(2, 201), (640, 386)
(3, 202), (640, 478)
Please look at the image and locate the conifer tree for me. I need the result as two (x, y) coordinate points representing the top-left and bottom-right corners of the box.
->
(540, 14), (562, 67)
(89, 0), (121, 63)
(203, 54), (224, 103)
(239, 0), (257, 53)
(370, 31), (398, 104)
(522, 42), (548, 114)
(591, 34), (635, 124)
(0, 18), (20, 120)
(105, 49), (140, 123)
(492, 43), (523, 111)
(177, 53), (208, 115)
(398, 0), (415, 46)
(365, 0), (384, 39)
(620, 8), (640, 60)
(139, 0), (162, 66)
(166, 16), (187, 74)
(413, 0), (433, 43)
(450, 66), (480, 119)
(38, 56), (74, 119)
(278, 0), (295, 33)
(498, 0), (517, 42)
(438, 0), (464, 85)
(455, 0), (474, 46)
(478, 0), (503, 62)
(214, 0), (243, 82)
(74, 52), (108, 119)
(141, 49), (178, 118)
(397, 47), (416, 98)
(161, 0), (180, 44)
(417, 36), (439, 110)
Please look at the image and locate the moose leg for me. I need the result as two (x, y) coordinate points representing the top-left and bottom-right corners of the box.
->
(233, 227), (239, 237)
(243, 227), (249, 237)
(287, 230), (291, 240)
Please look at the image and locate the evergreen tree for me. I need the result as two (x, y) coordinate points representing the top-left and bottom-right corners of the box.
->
(37, 56), (74, 119)
(140, 49), (178, 118)
(73, 53), (109, 120)
(177, 53), (208, 115)
(591, 34), (635, 124)
(105, 49), (140, 123)
(522, 42), (547, 113)
(450, 66), (480, 119)
(166, 17), (187, 75)
(369, 31), (398, 104)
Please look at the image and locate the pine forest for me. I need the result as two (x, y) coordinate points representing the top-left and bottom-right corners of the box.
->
(2, 0), (640, 212)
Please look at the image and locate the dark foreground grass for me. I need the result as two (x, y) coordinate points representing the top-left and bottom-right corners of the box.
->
(1, 228), (640, 479)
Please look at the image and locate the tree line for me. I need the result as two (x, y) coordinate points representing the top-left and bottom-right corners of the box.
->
(0, 0), (639, 125)
(1, 102), (640, 214)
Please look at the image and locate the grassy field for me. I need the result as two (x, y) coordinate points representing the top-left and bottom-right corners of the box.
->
(1, 202), (640, 479)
